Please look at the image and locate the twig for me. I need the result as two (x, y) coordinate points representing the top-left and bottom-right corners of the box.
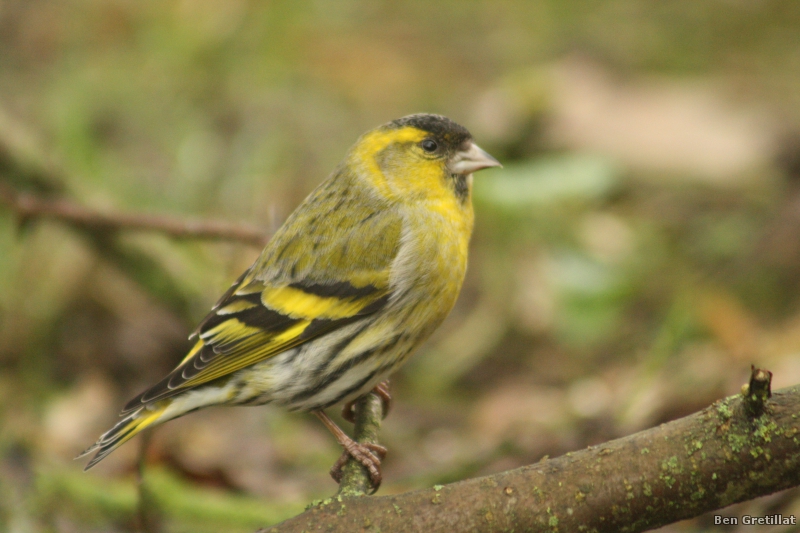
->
(0, 183), (269, 247)
(0, 107), (267, 246)
(259, 378), (800, 533)
(743, 365), (773, 417)
(336, 392), (386, 497)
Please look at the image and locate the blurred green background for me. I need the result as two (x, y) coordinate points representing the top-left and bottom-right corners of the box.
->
(2, 1), (800, 532)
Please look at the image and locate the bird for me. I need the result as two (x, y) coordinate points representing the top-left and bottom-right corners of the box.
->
(78, 113), (501, 488)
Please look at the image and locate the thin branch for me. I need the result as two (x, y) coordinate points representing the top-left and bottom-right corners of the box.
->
(260, 370), (800, 533)
(0, 108), (268, 246)
(337, 391), (386, 497)
(0, 183), (269, 247)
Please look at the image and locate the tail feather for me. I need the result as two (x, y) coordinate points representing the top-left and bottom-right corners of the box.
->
(77, 405), (167, 470)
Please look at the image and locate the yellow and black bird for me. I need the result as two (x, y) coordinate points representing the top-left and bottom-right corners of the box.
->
(80, 114), (500, 486)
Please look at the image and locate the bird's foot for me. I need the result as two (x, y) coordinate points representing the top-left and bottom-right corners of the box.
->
(314, 409), (387, 491)
(329, 439), (387, 489)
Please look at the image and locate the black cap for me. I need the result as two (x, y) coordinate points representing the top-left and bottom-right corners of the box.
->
(388, 114), (472, 149)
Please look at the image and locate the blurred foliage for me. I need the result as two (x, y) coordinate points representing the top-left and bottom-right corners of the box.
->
(3, 1), (800, 531)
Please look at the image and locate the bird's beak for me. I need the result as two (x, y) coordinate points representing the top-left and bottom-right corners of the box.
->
(449, 142), (502, 175)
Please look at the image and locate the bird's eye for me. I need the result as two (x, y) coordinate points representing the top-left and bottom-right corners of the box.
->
(421, 139), (438, 153)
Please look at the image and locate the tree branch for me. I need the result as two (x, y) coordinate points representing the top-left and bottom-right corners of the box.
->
(0, 183), (269, 247)
(260, 370), (800, 533)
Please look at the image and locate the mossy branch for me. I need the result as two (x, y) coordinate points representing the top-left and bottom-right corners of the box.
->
(260, 369), (800, 533)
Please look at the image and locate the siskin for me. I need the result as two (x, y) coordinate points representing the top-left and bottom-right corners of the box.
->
(79, 114), (500, 487)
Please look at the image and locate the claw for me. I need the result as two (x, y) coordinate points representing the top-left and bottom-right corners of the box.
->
(315, 410), (387, 492)
(329, 441), (387, 489)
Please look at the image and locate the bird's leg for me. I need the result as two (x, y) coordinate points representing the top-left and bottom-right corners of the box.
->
(341, 380), (392, 423)
(314, 410), (387, 489)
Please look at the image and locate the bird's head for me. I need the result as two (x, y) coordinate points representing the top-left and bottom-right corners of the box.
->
(350, 113), (500, 205)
